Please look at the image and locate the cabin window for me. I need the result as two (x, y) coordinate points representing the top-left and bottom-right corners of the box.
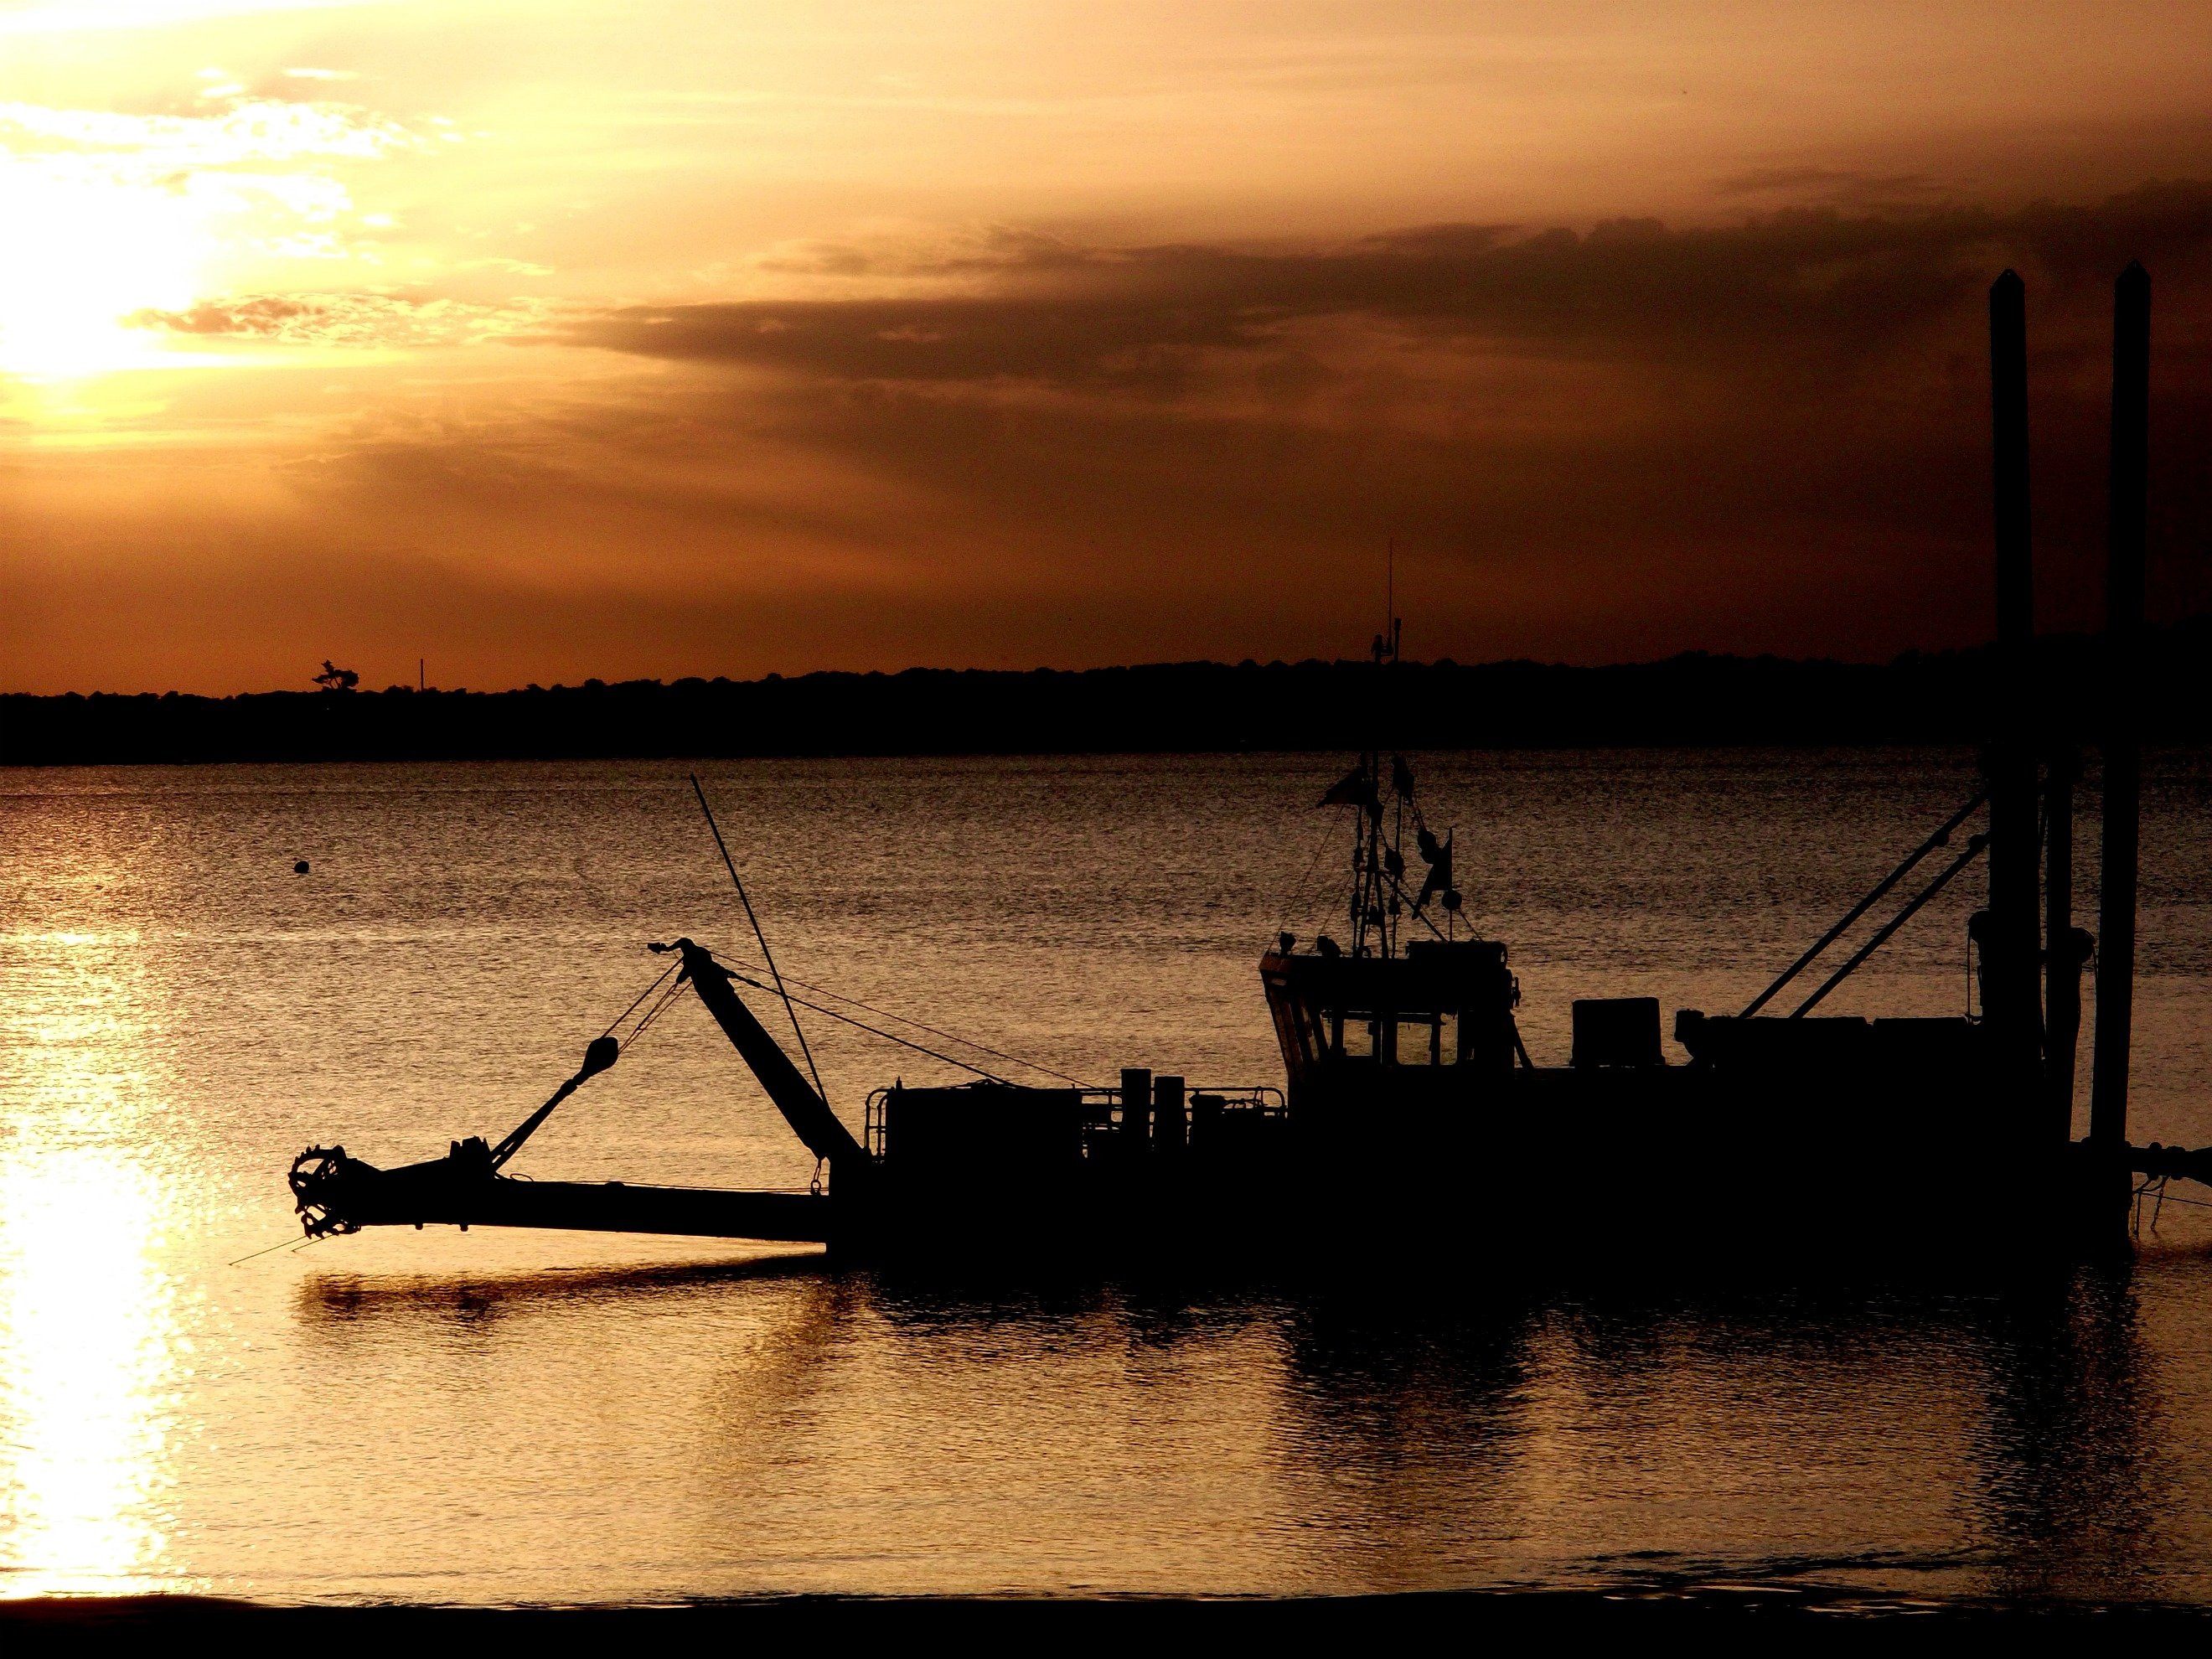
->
(1332, 1010), (1378, 1061)
(1395, 1015), (1454, 1066)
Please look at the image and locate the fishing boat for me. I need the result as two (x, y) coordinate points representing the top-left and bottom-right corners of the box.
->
(287, 263), (2201, 1265)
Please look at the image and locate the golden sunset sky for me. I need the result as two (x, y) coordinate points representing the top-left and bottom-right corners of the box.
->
(1, 1), (2207, 691)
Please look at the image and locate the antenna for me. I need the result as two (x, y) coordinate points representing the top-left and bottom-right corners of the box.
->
(690, 773), (833, 1109)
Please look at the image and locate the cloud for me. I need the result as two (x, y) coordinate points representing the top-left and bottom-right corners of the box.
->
(531, 184), (2210, 663)
(15, 185), (2212, 690)
(569, 184), (2212, 391)
(127, 291), (569, 347)
(0, 93), (417, 166)
(0, 0), (367, 35)
(1711, 166), (1944, 203)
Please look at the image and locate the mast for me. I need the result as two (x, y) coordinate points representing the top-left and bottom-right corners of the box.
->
(1348, 547), (1405, 959)
(1387, 540), (1397, 961)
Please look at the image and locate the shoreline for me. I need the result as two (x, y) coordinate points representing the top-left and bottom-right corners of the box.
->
(7, 1588), (2212, 1631)
(6, 624), (2210, 764)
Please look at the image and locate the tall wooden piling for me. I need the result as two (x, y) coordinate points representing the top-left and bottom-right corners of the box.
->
(2044, 748), (2085, 1140)
(1985, 271), (2043, 1069)
(2091, 262), (2151, 1153)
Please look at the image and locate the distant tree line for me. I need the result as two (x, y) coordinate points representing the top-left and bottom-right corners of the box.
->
(4, 623), (2210, 765)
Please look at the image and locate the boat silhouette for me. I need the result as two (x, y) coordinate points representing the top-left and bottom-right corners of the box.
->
(287, 265), (2193, 1266)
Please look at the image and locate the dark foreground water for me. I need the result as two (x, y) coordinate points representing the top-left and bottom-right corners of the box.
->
(3, 750), (2211, 1605)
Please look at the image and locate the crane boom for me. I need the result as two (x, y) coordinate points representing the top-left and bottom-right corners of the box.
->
(661, 937), (869, 1174)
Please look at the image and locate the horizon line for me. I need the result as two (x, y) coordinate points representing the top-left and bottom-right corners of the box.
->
(5, 624), (2174, 703)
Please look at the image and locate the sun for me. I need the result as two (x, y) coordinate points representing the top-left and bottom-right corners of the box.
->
(0, 161), (212, 379)
(0, 82), (418, 382)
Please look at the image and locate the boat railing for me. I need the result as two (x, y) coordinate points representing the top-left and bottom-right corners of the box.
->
(1184, 1085), (1286, 1117)
(863, 1082), (1285, 1160)
(1088, 1083), (1287, 1160)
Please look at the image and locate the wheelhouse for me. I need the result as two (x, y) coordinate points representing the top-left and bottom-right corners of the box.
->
(1259, 937), (1519, 1088)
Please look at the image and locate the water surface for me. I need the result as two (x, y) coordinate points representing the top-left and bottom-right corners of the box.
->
(3, 750), (2210, 1603)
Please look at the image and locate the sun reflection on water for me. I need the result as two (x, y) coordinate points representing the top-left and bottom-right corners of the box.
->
(0, 757), (2207, 1601)
(0, 938), (182, 1598)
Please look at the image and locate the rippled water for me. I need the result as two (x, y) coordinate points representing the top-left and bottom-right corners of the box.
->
(3, 750), (2212, 1604)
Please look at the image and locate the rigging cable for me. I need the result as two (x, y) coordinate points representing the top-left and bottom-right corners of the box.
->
(600, 959), (679, 1041)
(1383, 866), (1448, 942)
(1790, 832), (1988, 1018)
(690, 773), (834, 1109)
(1742, 789), (1988, 1018)
(623, 974), (692, 1050)
(711, 954), (1088, 1087)
(1274, 810), (1345, 941)
(721, 967), (1015, 1083)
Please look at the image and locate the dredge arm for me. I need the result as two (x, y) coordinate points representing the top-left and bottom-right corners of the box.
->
(287, 938), (855, 1243)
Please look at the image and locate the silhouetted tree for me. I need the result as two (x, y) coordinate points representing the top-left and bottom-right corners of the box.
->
(313, 660), (359, 693)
